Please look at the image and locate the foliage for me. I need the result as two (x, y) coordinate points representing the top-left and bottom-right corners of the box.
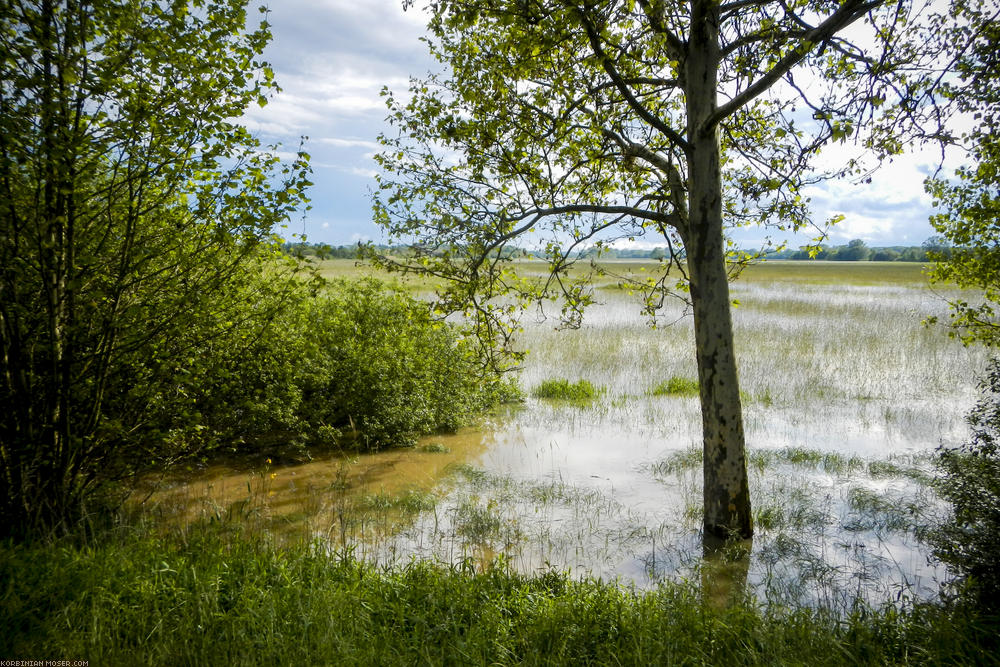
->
(931, 359), (1000, 612)
(2, 523), (997, 665)
(532, 377), (599, 401)
(925, 3), (1000, 345)
(156, 276), (517, 453)
(651, 376), (700, 397)
(289, 279), (518, 449)
(772, 242), (932, 262)
(0, 0), (313, 537)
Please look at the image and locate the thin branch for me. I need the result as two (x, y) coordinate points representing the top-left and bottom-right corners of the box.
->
(636, 0), (687, 61)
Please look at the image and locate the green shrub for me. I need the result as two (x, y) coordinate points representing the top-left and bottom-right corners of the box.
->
(280, 278), (516, 449)
(168, 277), (517, 453)
(651, 376), (700, 397)
(532, 378), (599, 401)
(931, 359), (1000, 612)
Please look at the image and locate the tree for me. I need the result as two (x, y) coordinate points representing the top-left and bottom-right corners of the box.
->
(373, 0), (938, 538)
(871, 248), (900, 262)
(0, 0), (311, 537)
(836, 239), (871, 261)
(925, 3), (1000, 346)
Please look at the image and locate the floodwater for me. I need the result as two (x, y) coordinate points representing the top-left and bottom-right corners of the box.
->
(137, 273), (988, 609)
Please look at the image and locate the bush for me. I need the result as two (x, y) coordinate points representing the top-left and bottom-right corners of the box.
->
(292, 278), (515, 448)
(931, 359), (1000, 612)
(193, 277), (517, 451)
(532, 378), (599, 401)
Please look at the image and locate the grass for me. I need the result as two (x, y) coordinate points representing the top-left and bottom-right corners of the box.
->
(357, 489), (437, 515)
(311, 257), (935, 296)
(532, 377), (601, 401)
(2, 524), (997, 665)
(651, 375), (700, 397)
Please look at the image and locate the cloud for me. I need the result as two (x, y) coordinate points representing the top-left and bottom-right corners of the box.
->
(800, 143), (944, 244)
(317, 137), (382, 150)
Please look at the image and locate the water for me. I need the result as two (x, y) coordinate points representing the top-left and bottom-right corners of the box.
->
(136, 270), (988, 609)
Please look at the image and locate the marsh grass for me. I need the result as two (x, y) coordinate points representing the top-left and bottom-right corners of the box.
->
(124, 261), (990, 641)
(646, 443), (947, 606)
(358, 489), (437, 515)
(532, 377), (602, 401)
(650, 375), (700, 396)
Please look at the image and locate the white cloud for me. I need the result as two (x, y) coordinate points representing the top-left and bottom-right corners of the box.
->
(346, 166), (378, 179)
(318, 137), (382, 150)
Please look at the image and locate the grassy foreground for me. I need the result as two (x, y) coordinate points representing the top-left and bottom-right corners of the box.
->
(2, 525), (996, 665)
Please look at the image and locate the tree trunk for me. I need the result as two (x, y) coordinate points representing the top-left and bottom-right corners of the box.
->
(685, 0), (753, 539)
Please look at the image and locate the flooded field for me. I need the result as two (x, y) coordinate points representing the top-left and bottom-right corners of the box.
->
(138, 262), (988, 609)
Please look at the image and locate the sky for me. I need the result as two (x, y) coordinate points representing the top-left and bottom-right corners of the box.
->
(243, 0), (955, 249)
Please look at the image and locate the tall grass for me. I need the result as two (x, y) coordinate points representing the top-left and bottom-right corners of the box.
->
(1, 524), (996, 665)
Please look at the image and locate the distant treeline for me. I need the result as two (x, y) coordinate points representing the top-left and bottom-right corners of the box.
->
(285, 237), (951, 263)
(283, 242), (671, 260)
(283, 242), (364, 259)
(765, 237), (951, 262)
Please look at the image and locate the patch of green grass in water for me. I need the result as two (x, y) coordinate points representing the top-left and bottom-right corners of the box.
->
(532, 378), (601, 401)
(650, 445), (703, 476)
(647, 378), (773, 406)
(749, 448), (865, 475)
(357, 489), (436, 514)
(866, 457), (934, 485)
(650, 376), (700, 397)
(843, 486), (927, 533)
(453, 498), (515, 542)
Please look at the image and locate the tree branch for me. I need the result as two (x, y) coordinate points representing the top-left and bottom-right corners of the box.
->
(709, 0), (883, 129)
(576, 7), (691, 152)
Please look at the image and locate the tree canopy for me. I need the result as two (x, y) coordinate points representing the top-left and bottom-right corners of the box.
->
(926, 1), (1000, 346)
(0, 0), (311, 536)
(373, 0), (943, 537)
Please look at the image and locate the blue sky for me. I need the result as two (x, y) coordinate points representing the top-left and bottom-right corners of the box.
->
(244, 0), (952, 249)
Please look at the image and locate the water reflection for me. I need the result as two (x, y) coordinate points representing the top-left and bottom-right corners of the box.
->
(702, 535), (752, 608)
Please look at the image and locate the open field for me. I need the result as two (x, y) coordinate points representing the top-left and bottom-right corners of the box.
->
(137, 258), (986, 613)
(309, 257), (934, 291)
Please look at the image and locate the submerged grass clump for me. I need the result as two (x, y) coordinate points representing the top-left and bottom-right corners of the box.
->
(418, 441), (451, 454)
(533, 378), (601, 401)
(650, 376), (700, 397)
(650, 445), (703, 476)
(357, 489), (436, 515)
(843, 486), (928, 533)
(749, 447), (865, 475)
